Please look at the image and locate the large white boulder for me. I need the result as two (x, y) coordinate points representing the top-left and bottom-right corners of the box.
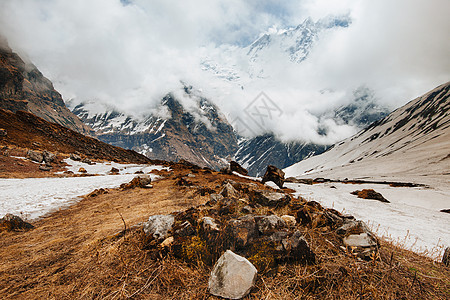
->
(209, 250), (257, 299)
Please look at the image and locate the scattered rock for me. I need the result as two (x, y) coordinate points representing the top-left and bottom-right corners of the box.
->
(187, 173), (196, 178)
(220, 182), (240, 199)
(443, 247), (450, 266)
(70, 153), (81, 161)
(218, 198), (239, 215)
(0, 128), (7, 137)
(225, 215), (259, 249)
(256, 215), (286, 234)
(42, 150), (56, 163)
(87, 188), (108, 197)
(0, 214), (34, 232)
(201, 217), (220, 232)
(78, 167), (87, 173)
(337, 220), (379, 260)
(208, 250), (257, 299)
(281, 215), (296, 227)
(143, 215), (175, 241)
(261, 165), (285, 189)
(207, 193), (224, 206)
(82, 158), (94, 165)
(440, 209), (450, 214)
(121, 175), (152, 189)
(39, 165), (52, 171)
(27, 150), (44, 163)
(230, 161), (248, 176)
(351, 189), (390, 203)
(109, 167), (120, 174)
(134, 170), (144, 174)
(249, 190), (291, 208)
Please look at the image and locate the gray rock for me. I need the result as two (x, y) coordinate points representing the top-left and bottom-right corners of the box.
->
(201, 217), (220, 232)
(82, 157), (94, 165)
(209, 250), (257, 299)
(220, 182), (240, 199)
(256, 215), (286, 234)
(343, 233), (377, 248)
(250, 190), (291, 207)
(143, 215), (175, 241)
(442, 247), (450, 266)
(27, 150), (44, 163)
(209, 193), (224, 205)
(42, 150), (56, 163)
(241, 205), (253, 214)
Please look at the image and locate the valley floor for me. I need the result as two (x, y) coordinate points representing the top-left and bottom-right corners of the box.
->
(0, 162), (449, 299)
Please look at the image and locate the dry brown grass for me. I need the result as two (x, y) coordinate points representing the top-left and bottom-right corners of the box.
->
(0, 167), (448, 299)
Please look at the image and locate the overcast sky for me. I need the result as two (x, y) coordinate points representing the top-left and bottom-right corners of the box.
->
(0, 0), (449, 144)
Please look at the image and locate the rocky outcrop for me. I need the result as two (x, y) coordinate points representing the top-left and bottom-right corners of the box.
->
(261, 165), (285, 189)
(208, 250), (257, 299)
(0, 40), (92, 135)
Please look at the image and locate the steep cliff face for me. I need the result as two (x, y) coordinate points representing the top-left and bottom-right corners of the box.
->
(72, 87), (238, 169)
(0, 41), (92, 135)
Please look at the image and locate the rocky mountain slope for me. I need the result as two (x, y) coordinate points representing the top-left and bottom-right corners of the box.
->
(0, 39), (92, 135)
(71, 86), (237, 169)
(285, 82), (450, 188)
(0, 108), (151, 164)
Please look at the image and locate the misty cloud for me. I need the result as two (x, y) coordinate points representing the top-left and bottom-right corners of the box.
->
(0, 0), (448, 144)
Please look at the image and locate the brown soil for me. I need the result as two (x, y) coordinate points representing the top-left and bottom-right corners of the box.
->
(0, 165), (448, 299)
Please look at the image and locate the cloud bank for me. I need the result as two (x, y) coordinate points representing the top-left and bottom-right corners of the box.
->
(0, 0), (449, 144)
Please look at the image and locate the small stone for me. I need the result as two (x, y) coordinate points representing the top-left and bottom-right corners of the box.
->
(209, 250), (257, 299)
(343, 233), (377, 248)
(143, 215), (175, 241)
(0, 214), (34, 232)
(281, 215), (296, 227)
(110, 167), (120, 174)
(78, 167), (87, 173)
(241, 205), (253, 214)
(174, 221), (195, 237)
(351, 189), (389, 203)
(160, 236), (174, 248)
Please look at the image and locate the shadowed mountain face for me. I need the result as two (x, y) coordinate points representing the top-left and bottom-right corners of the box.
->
(72, 87), (238, 170)
(285, 82), (450, 186)
(0, 41), (92, 135)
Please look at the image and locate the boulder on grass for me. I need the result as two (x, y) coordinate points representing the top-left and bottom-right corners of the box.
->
(27, 150), (44, 163)
(143, 215), (175, 241)
(261, 165), (285, 189)
(230, 161), (248, 176)
(249, 190), (291, 208)
(209, 250), (257, 299)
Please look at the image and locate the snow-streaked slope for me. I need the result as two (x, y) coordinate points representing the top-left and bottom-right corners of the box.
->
(285, 82), (450, 189)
